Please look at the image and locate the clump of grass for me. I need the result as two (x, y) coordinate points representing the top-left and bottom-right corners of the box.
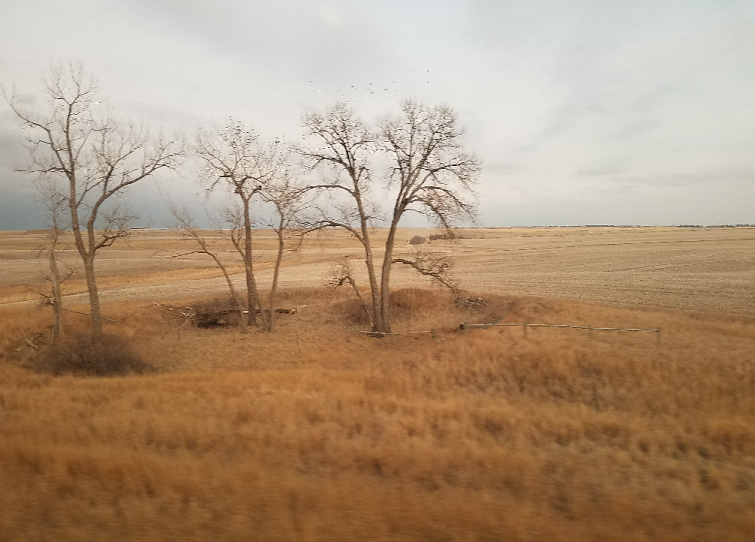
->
(337, 287), (461, 328)
(34, 332), (151, 377)
(336, 288), (520, 331)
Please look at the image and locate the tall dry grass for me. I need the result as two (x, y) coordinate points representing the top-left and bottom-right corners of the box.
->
(1, 288), (754, 541)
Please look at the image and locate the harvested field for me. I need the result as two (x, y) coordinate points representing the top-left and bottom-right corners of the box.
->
(2, 226), (754, 315)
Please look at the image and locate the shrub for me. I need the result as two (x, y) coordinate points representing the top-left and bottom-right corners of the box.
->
(454, 296), (488, 309)
(429, 230), (457, 241)
(34, 332), (150, 377)
(409, 235), (426, 245)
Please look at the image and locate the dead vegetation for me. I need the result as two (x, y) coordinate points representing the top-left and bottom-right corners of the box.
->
(189, 298), (242, 329)
(154, 298), (305, 330)
(33, 331), (151, 376)
(1, 287), (754, 541)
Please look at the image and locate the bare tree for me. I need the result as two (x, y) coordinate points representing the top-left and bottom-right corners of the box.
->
(296, 100), (480, 333)
(4, 62), (184, 336)
(294, 103), (383, 329)
(377, 99), (480, 331)
(260, 171), (309, 331)
(194, 119), (284, 327)
(36, 181), (69, 340)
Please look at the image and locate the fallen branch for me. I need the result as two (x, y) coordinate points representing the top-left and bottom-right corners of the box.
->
(25, 333), (42, 350)
(62, 307), (119, 323)
(358, 329), (435, 338)
(465, 322), (660, 333)
(358, 322), (662, 344)
(241, 305), (306, 315)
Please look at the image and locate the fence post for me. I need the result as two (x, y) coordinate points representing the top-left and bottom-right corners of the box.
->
(523, 322), (528, 337)
(657, 327), (662, 346)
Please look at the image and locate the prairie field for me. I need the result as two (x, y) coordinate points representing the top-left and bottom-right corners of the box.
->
(2, 226), (754, 314)
(1, 227), (754, 541)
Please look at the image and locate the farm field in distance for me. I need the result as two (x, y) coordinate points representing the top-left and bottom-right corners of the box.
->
(1, 226), (754, 541)
(1, 226), (754, 314)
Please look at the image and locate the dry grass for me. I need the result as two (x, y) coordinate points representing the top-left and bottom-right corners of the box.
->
(33, 332), (151, 376)
(1, 287), (754, 541)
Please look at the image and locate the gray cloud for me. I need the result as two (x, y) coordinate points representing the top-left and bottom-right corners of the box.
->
(575, 163), (628, 177)
(0, 116), (26, 167)
(607, 119), (662, 141)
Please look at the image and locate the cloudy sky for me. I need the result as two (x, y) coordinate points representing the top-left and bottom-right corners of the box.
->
(1, 0), (754, 229)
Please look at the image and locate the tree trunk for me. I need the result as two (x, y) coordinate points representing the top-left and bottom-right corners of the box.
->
(378, 214), (402, 334)
(242, 197), (262, 327)
(268, 222), (285, 332)
(363, 237), (383, 332)
(70, 200), (103, 337)
(83, 255), (103, 336)
(355, 192), (382, 332)
(48, 240), (64, 340)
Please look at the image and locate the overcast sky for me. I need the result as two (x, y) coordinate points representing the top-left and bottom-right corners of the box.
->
(1, 0), (754, 229)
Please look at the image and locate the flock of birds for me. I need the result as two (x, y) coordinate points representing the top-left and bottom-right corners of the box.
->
(307, 69), (436, 105)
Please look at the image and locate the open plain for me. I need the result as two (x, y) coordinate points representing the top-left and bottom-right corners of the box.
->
(1, 226), (754, 314)
(1, 226), (754, 541)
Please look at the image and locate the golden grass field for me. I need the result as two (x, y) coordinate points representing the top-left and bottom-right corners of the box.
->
(1, 227), (754, 541)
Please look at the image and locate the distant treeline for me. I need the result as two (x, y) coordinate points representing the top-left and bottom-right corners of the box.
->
(676, 224), (754, 228)
(524, 224), (755, 229)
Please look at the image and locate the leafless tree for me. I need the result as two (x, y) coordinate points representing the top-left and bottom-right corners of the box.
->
(296, 100), (480, 333)
(293, 103), (384, 328)
(260, 171), (309, 331)
(36, 180), (69, 340)
(4, 62), (184, 336)
(194, 119), (285, 327)
(377, 99), (480, 331)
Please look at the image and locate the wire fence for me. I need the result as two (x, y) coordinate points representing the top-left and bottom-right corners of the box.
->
(360, 321), (662, 344)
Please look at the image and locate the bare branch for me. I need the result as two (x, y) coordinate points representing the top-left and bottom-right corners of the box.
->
(378, 99), (481, 227)
(328, 258), (373, 328)
(171, 206), (244, 327)
(392, 249), (459, 292)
